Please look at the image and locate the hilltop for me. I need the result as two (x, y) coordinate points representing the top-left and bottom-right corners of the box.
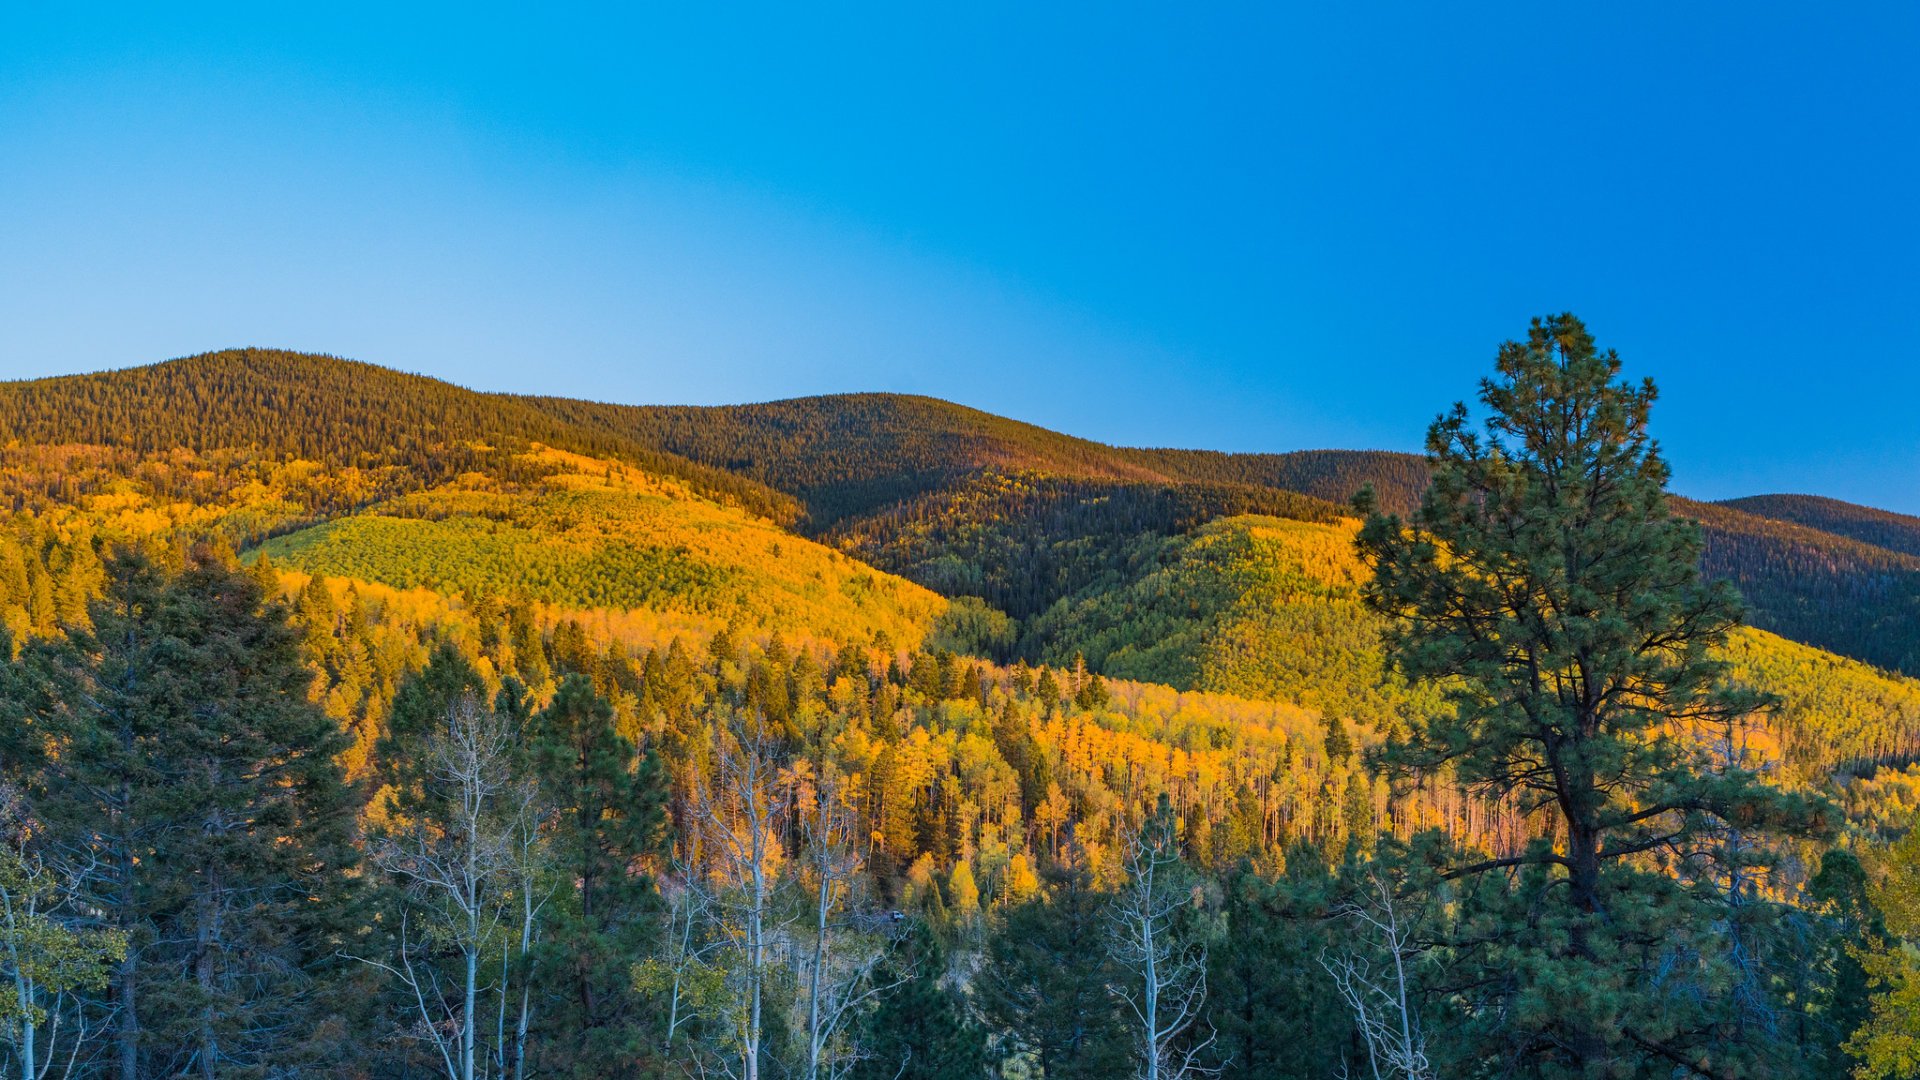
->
(0, 351), (938, 648)
(1721, 493), (1920, 559)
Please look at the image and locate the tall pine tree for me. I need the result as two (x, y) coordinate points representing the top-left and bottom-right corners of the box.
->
(1354, 314), (1826, 1076)
(527, 674), (671, 1076)
(18, 547), (362, 1078)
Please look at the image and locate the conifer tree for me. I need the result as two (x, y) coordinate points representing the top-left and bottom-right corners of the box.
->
(1204, 852), (1348, 1078)
(17, 548), (362, 1077)
(1354, 315), (1827, 1075)
(527, 674), (670, 1076)
(978, 848), (1126, 1079)
(850, 920), (985, 1080)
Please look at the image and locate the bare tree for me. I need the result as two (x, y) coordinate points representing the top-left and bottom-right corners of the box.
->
(687, 712), (788, 1080)
(1320, 869), (1432, 1080)
(632, 865), (725, 1057)
(0, 786), (125, 1080)
(794, 771), (908, 1080)
(348, 696), (547, 1080)
(1110, 799), (1215, 1080)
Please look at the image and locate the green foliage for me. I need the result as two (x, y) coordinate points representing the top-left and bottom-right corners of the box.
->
(1846, 828), (1920, 1078)
(831, 468), (1346, 621)
(13, 547), (363, 1075)
(0, 792), (128, 1068)
(1205, 853), (1351, 1077)
(1356, 314), (1829, 1074)
(850, 920), (985, 1080)
(927, 595), (1018, 661)
(1029, 515), (1444, 731)
(528, 675), (671, 1076)
(978, 852), (1127, 1079)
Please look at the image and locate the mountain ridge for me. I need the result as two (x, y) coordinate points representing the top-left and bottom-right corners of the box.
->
(8, 348), (1919, 674)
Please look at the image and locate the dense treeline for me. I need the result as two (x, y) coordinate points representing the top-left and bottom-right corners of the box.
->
(1687, 498), (1920, 675)
(1127, 447), (1431, 515)
(1725, 494), (1920, 560)
(529, 391), (1180, 527)
(0, 350), (798, 523)
(827, 470), (1345, 622)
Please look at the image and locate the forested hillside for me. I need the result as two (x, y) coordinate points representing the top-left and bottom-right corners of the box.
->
(6, 341), (1920, 1077)
(13, 350), (1917, 675)
(0, 348), (799, 522)
(559, 387), (1920, 675)
(257, 446), (945, 646)
(1724, 493), (1920, 559)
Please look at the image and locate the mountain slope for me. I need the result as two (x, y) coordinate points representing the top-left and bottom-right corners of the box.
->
(1720, 494), (1920, 560)
(0, 352), (941, 647)
(0, 349), (798, 523)
(524, 392), (1184, 526)
(257, 446), (944, 644)
(1030, 513), (1920, 783)
(538, 388), (1920, 674)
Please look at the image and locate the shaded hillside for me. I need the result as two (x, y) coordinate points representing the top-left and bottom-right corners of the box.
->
(524, 391), (1180, 526)
(0, 349), (798, 523)
(1681, 497), (1920, 675)
(1721, 493), (1920, 560)
(826, 470), (1346, 619)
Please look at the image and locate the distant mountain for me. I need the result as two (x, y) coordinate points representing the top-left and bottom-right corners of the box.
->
(1720, 494), (1920, 560)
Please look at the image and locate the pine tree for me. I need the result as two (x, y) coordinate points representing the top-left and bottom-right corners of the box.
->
(527, 675), (671, 1076)
(1354, 315), (1828, 1076)
(978, 849), (1126, 1079)
(851, 920), (985, 1080)
(20, 547), (363, 1077)
(1805, 848), (1881, 1075)
(1204, 852), (1351, 1079)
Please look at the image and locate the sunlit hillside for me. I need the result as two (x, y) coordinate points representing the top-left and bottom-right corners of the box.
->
(1025, 512), (1920, 788)
(256, 446), (946, 646)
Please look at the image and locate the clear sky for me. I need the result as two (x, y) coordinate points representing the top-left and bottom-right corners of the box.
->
(3, 5), (1915, 511)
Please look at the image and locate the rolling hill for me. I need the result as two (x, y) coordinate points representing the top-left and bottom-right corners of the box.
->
(6, 349), (1920, 678)
(0, 351), (940, 648)
(0, 348), (800, 524)
(1721, 493), (1920, 560)
(1025, 512), (1920, 783)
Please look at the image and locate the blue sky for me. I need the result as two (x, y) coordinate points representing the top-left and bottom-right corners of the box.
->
(3, 5), (1916, 511)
